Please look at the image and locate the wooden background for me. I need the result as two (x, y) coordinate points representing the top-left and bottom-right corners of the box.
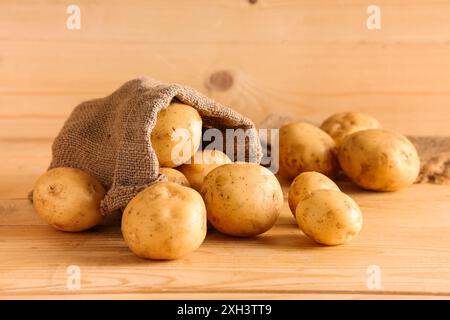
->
(1, 0), (450, 299)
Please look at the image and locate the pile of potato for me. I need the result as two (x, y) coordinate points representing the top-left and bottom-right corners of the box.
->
(32, 105), (420, 260)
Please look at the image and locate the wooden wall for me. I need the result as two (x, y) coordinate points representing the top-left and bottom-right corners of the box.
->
(2, 0), (450, 142)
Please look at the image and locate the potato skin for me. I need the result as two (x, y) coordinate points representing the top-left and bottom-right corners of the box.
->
(150, 103), (202, 168)
(201, 163), (283, 237)
(32, 167), (105, 232)
(178, 150), (231, 191)
(122, 182), (207, 260)
(320, 112), (381, 145)
(296, 189), (363, 245)
(288, 171), (340, 216)
(279, 122), (338, 179)
(159, 167), (190, 187)
(338, 129), (420, 191)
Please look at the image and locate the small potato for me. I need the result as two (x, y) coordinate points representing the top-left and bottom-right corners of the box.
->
(288, 171), (340, 216)
(122, 182), (207, 260)
(159, 167), (190, 187)
(151, 102), (202, 168)
(296, 189), (363, 245)
(32, 167), (105, 232)
(201, 163), (283, 237)
(178, 149), (232, 191)
(279, 122), (338, 179)
(320, 111), (381, 145)
(338, 129), (420, 191)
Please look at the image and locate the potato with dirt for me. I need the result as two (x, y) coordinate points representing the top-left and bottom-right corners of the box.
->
(201, 163), (283, 237)
(178, 149), (231, 191)
(32, 167), (105, 232)
(150, 102), (202, 168)
(279, 122), (338, 179)
(122, 182), (207, 260)
(338, 129), (420, 191)
(296, 189), (363, 245)
(320, 111), (381, 145)
(288, 171), (340, 216)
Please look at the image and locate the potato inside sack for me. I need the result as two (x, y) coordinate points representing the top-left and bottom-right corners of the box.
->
(150, 102), (202, 168)
(338, 129), (420, 191)
(320, 111), (381, 146)
(178, 149), (232, 191)
(296, 189), (363, 246)
(122, 182), (207, 260)
(288, 171), (340, 216)
(32, 167), (106, 232)
(201, 163), (283, 237)
(159, 167), (190, 187)
(279, 122), (338, 179)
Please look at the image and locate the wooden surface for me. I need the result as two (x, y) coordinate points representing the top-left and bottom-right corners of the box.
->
(1, 0), (450, 299)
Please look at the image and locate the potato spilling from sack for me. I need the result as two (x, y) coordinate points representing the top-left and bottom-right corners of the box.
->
(201, 163), (283, 237)
(122, 182), (207, 260)
(150, 102), (202, 168)
(279, 122), (338, 179)
(178, 149), (231, 192)
(32, 167), (105, 232)
(338, 129), (420, 191)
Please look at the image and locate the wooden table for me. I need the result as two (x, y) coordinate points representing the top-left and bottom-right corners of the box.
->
(1, 1), (450, 299)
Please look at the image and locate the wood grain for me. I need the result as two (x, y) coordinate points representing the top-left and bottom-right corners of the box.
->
(1, 0), (450, 299)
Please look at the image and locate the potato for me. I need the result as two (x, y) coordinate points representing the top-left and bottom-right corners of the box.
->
(288, 171), (340, 216)
(279, 122), (338, 179)
(338, 129), (420, 191)
(201, 163), (283, 237)
(320, 111), (381, 145)
(178, 149), (232, 191)
(296, 189), (363, 245)
(122, 182), (207, 260)
(159, 167), (190, 187)
(32, 167), (105, 232)
(151, 102), (202, 168)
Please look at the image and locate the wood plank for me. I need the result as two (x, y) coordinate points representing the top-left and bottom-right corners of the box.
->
(1, 183), (449, 296)
(3, 41), (450, 135)
(2, 1), (450, 43)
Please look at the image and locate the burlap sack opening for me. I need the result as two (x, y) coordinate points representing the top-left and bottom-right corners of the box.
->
(31, 77), (262, 214)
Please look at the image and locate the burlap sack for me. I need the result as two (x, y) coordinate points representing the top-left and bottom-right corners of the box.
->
(33, 77), (262, 214)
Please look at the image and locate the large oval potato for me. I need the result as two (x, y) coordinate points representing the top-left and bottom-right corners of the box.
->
(296, 189), (363, 245)
(32, 167), (105, 232)
(201, 163), (283, 237)
(159, 167), (190, 187)
(320, 111), (381, 145)
(338, 129), (420, 191)
(151, 102), (202, 168)
(288, 171), (340, 216)
(122, 182), (207, 260)
(279, 122), (338, 179)
(178, 149), (231, 191)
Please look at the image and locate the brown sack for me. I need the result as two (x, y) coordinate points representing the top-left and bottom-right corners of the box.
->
(33, 77), (262, 214)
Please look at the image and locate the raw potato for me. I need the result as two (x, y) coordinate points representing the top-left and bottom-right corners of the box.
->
(178, 149), (232, 191)
(320, 111), (381, 145)
(288, 171), (340, 216)
(151, 102), (202, 168)
(338, 129), (420, 191)
(32, 167), (105, 232)
(296, 189), (363, 245)
(201, 163), (283, 237)
(122, 182), (207, 260)
(279, 122), (338, 179)
(159, 167), (190, 187)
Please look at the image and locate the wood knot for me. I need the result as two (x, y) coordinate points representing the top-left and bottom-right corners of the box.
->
(207, 70), (234, 91)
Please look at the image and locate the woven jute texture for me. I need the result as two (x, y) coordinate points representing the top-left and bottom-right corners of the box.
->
(32, 77), (262, 214)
